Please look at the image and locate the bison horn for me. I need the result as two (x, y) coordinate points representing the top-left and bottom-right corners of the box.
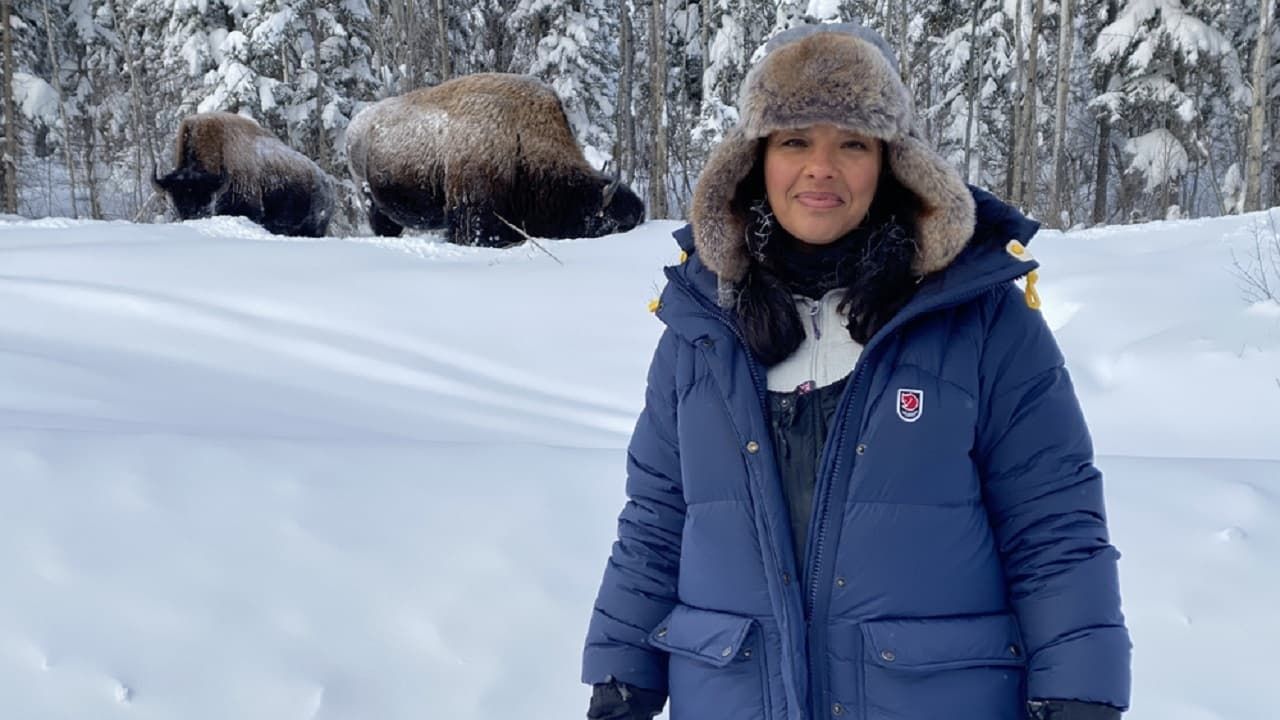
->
(602, 176), (620, 208)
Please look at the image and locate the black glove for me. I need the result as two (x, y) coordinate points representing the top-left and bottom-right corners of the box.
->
(1028, 699), (1123, 720)
(587, 680), (666, 720)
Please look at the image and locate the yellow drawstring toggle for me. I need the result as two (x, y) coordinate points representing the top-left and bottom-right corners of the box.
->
(1006, 239), (1032, 260)
(679, 251), (688, 264)
(648, 298), (661, 313)
(1024, 270), (1042, 310)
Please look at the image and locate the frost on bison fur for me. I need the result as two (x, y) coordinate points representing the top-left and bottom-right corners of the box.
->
(345, 73), (645, 246)
(153, 112), (334, 237)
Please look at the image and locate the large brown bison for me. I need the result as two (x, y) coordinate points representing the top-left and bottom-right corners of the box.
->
(345, 73), (645, 246)
(153, 112), (334, 237)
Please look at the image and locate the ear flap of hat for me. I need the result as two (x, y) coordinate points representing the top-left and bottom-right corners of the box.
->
(690, 126), (757, 303)
(887, 131), (976, 275)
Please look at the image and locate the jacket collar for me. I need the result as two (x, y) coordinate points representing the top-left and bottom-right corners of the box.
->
(664, 187), (1039, 339)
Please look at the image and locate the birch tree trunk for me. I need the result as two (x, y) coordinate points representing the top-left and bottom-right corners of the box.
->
(648, 0), (669, 218)
(435, 0), (451, 81)
(42, 0), (79, 217)
(618, 0), (636, 185)
(1008, 0), (1024, 201)
(1244, 0), (1273, 212)
(114, 0), (145, 212)
(1, 0), (17, 212)
(962, 0), (982, 183)
(1019, 0), (1043, 210)
(1049, 0), (1073, 226)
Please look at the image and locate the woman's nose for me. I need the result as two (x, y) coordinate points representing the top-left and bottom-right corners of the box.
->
(803, 146), (838, 178)
(804, 155), (836, 179)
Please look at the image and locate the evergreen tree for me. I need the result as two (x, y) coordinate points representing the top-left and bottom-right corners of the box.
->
(511, 0), (620, 164)
(1091, 0), (1245, 218)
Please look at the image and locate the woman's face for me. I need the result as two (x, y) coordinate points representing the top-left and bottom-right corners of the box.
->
(763, 124), (883, 245)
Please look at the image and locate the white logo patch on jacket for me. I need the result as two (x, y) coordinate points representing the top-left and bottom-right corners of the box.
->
(897, 388), (924, 422)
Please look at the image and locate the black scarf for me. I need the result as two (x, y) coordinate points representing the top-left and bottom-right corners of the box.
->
(735, 200), (919, 366)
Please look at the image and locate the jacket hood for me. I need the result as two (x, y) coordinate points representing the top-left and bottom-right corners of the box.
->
(672, 186), (1039, 317)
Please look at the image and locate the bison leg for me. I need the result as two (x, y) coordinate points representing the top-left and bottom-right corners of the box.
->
(259, 184), (317, 236)
(367, 179), (445, 232)
(367, 199), (404, 237)
(214, 189), (260, 224)
(446, 203), (523, 248)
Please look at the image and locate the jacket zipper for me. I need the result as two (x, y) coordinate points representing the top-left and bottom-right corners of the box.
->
(803, 273), (1037, 718)
(665, 261), (1039, 720)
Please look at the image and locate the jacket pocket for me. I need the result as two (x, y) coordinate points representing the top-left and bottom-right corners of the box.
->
(860, 613), (1026, 720)
(648, 605), (770, 720)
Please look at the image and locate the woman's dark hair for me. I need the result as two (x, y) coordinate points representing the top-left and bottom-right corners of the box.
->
(729, 140), (924, 366)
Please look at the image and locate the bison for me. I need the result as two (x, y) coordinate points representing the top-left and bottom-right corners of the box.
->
(345, 73), (645, 246)
(153, 112), (334, 237)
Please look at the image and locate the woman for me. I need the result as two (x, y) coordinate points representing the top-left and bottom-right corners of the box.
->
(582, 23), (1131, 720)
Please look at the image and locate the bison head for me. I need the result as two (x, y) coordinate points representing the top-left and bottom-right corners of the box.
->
(153, 166), (230, 220)
(582, 174), (644, 237)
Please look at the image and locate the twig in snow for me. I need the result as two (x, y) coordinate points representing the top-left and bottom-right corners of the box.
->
(493, 212), (563, 266)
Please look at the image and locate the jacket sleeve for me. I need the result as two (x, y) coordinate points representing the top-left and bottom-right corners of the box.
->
(975, 284), (1132, 710)
(582, 328), (685, 692)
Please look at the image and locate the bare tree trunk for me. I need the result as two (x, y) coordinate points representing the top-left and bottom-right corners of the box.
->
(674, 1), (695, 215)
(1160, 139), (1173, 216)
(369, 0), (386, 89)
(1009, 0), (1025, 201)
(1194, 95), (1227, 215)
(1114, 143), (1135, 222)
(1, 0), (17, 212)
(305, 9), (328, 169)
(1091, 112), (1111, 224)
(618, 0), (636, 185)
(435, 0), (451, 80)
(648, 0), (668, 218)
(1245, 0), (1273, 212)
(81, 113), (101, 218)
(1019, 0), (1043, 210)
(42, 0), (79, 217)
(700, 0), (709, 90)
(1049, 0), (1073, 227)
(962, 0), (982, 183)
(1090, 0), (1119, 224)
(391, 0), (420, 89)
(114, 0), (146, 214)
(1272, 92), (1280, 207)
(898, 0), (911, 85)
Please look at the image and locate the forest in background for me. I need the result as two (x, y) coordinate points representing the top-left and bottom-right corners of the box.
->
(0, 0), (1274, 232)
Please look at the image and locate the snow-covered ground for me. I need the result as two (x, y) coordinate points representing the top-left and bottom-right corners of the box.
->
(1, 210), (1277, 719)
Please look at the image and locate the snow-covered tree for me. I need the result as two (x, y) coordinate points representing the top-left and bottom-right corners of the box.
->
(510, 0), (619, 165)
(1092, 0), (1246, 218)
(695, 0), (772, 152)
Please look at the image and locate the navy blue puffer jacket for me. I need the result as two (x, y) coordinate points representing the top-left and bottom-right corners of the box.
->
(583, 189), (1131, 720)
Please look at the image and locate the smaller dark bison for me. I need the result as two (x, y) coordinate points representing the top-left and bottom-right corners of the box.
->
(154, 112), (333, 237)
(345, 73), (644, 246)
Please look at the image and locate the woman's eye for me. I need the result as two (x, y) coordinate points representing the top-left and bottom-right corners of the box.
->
(843, 140), (868, 150)
(780, 138), (805, 147)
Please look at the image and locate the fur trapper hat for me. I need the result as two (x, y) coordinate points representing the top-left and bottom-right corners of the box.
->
(690, 23), (976, 306)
